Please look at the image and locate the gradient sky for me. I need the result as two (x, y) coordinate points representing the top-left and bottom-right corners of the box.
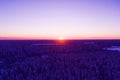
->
(0, 0), (120, 40)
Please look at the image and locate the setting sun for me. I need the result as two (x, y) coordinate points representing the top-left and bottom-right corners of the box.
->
(58, 37), (64, 40)
(57, 37), (66, 44)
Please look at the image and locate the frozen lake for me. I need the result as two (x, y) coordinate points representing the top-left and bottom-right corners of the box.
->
(105, 46), (120, 52)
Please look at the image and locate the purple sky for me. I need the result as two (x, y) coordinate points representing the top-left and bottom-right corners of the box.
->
(0, 0), (120, 39)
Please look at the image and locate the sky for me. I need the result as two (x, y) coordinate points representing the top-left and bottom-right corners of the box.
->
(0, 0), (120, 40)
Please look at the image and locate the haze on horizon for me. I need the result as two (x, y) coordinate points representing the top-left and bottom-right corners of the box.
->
(0, 0), (120, 40)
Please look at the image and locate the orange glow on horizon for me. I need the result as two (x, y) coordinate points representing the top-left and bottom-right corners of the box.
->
(57, 37), (66, 44)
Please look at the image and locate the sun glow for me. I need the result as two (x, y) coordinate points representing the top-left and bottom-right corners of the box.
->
(58, 37), (64, 40)
(57, 37), (65, 44)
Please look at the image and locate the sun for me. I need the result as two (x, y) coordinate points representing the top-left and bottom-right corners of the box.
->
(57, 37), (66, 44)
(58, 37), (64, 40)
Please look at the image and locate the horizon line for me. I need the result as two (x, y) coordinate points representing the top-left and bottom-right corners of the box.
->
(0, 38), (120, 40)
